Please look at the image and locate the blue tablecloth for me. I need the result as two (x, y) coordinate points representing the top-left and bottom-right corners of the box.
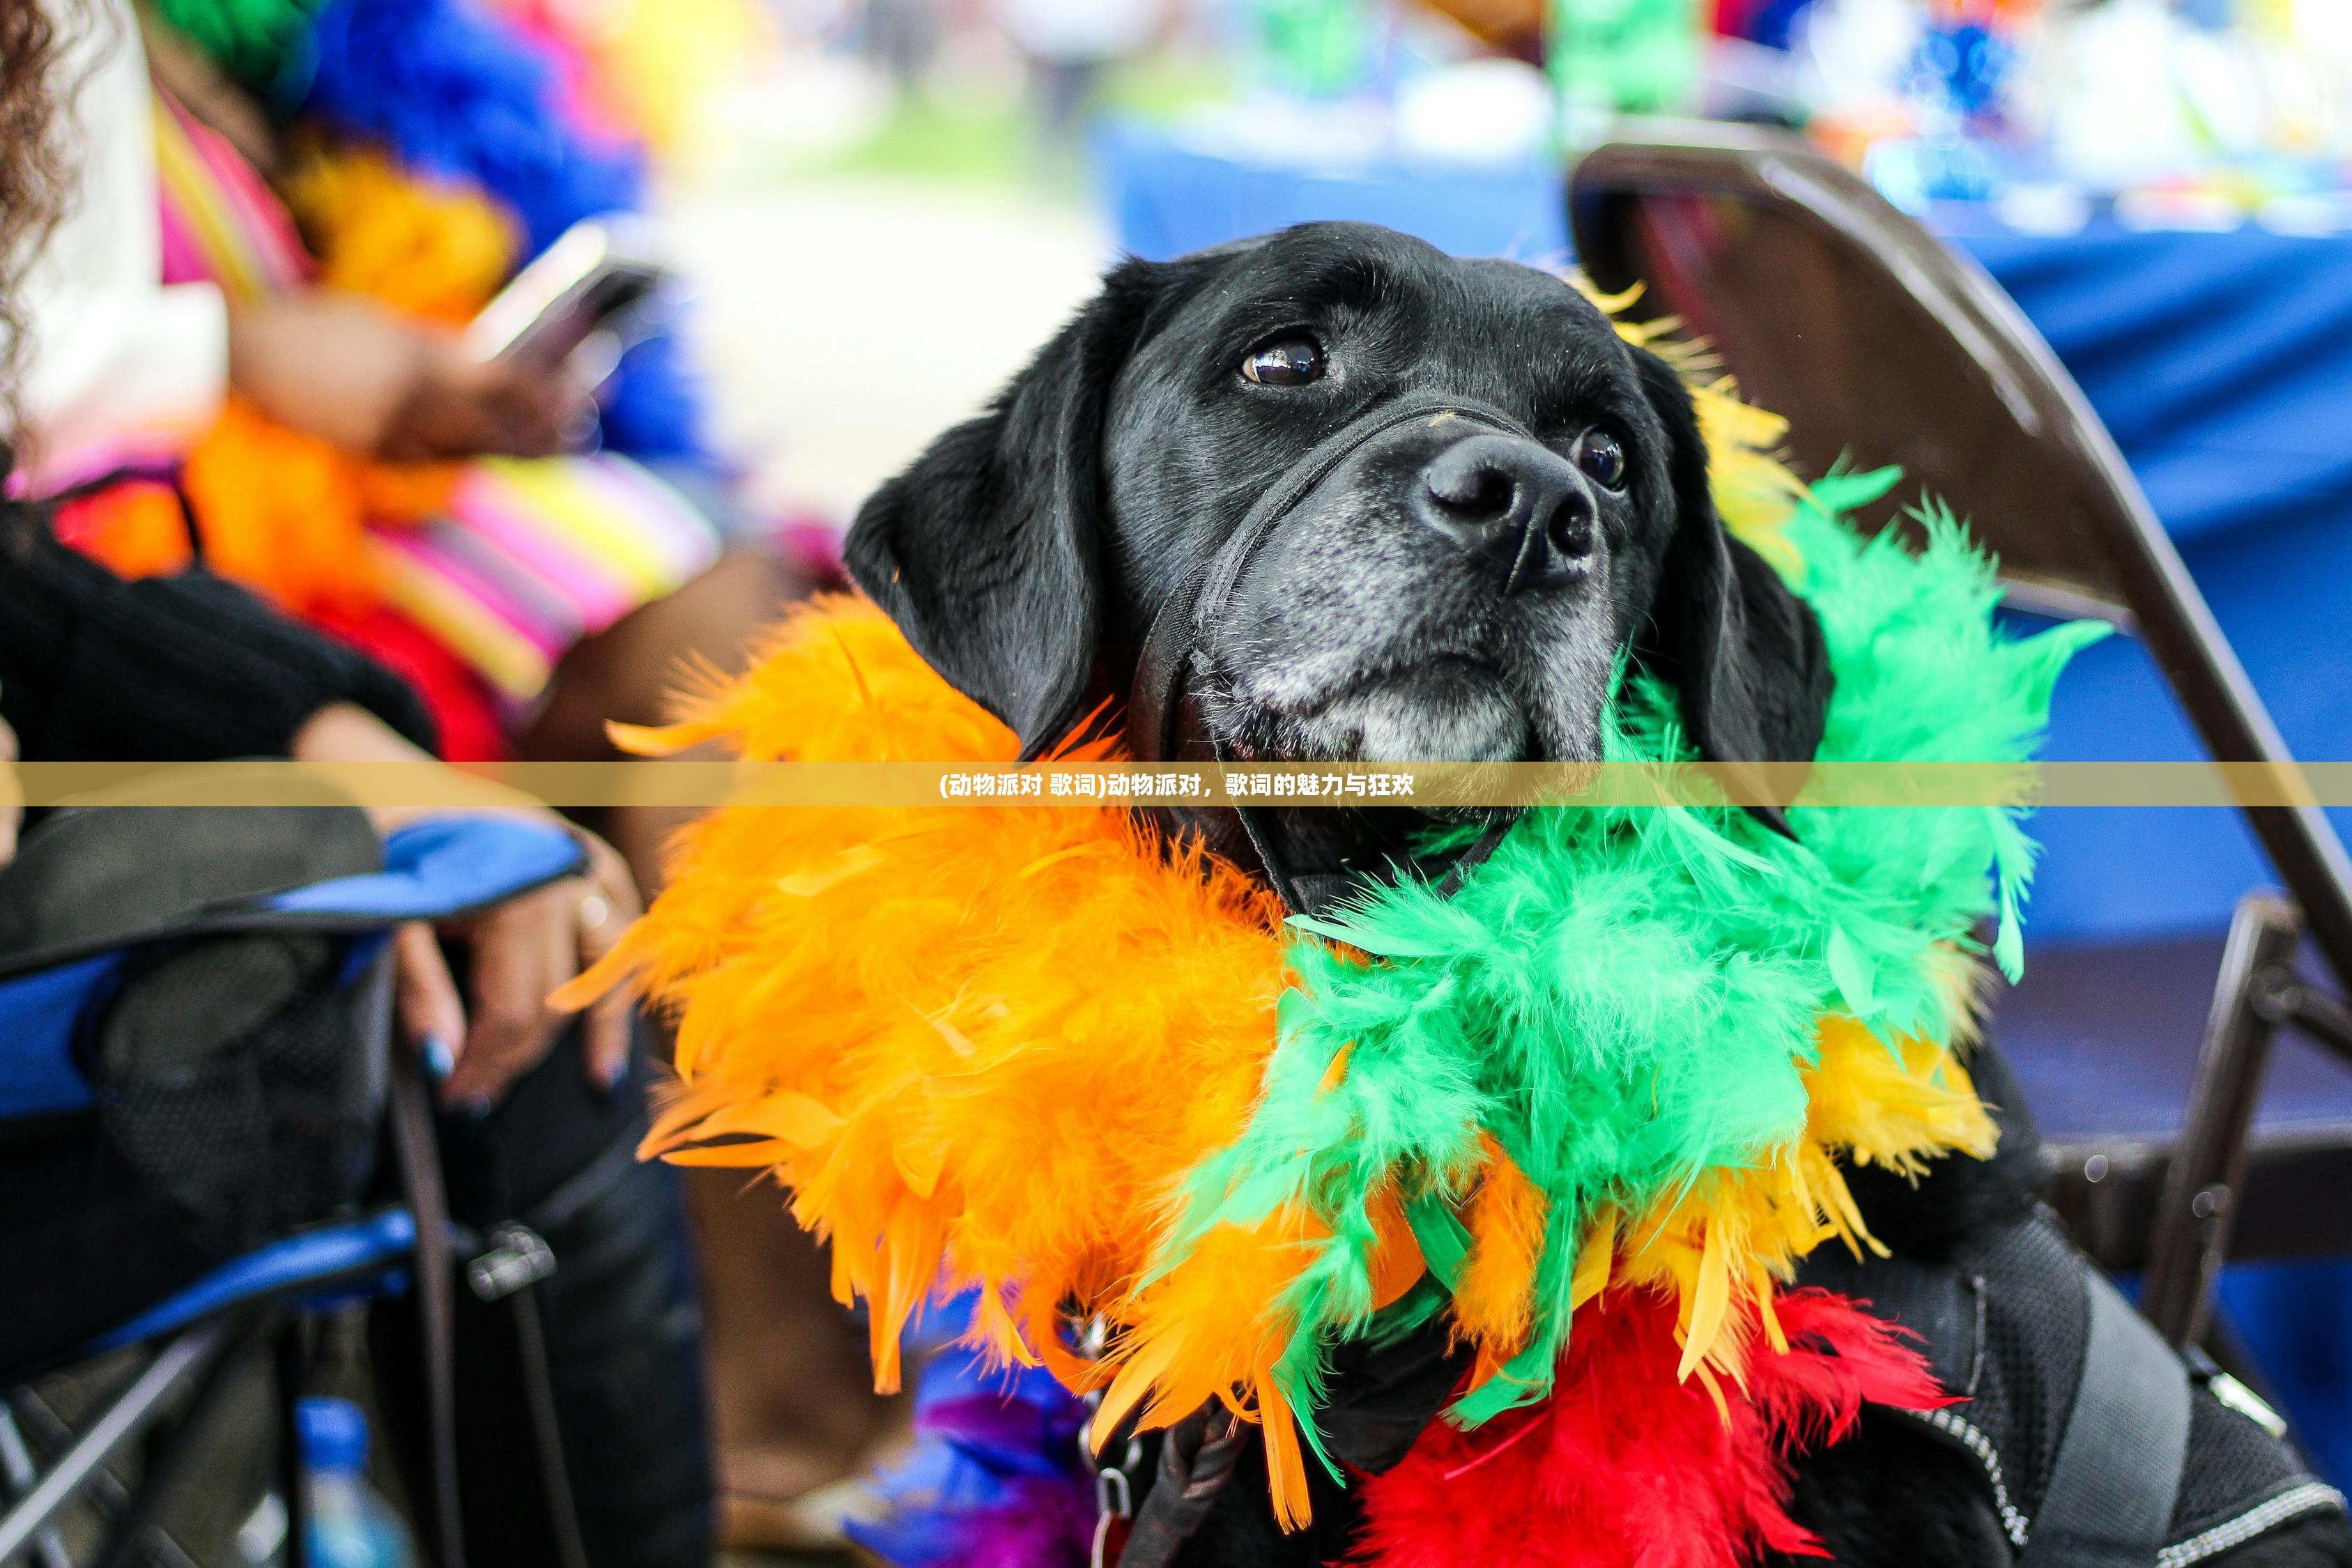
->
(1096, 121), (2352, 1478)
(1095, 121), (2352, 946)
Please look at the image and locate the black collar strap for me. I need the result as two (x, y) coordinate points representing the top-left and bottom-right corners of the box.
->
(1126, 391), (1532, 917)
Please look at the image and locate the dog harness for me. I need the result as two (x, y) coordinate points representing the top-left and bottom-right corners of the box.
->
(1803, 1208), (2346, 1568)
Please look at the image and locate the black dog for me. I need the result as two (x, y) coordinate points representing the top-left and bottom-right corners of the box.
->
(840, 222), (2351, 1567)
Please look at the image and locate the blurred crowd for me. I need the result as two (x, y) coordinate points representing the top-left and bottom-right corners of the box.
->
(753, 0), (2352, 213)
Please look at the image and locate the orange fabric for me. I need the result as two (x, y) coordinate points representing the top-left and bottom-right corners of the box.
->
(155, 122), (503, 615)
(51, 483), (197, 580)
(177, 397), (458, 617)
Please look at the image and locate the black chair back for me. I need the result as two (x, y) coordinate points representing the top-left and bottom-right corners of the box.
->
(1567, 118), (2352, 991)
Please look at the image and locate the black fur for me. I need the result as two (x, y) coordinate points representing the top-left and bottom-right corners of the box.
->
(1627, 348), (1832, 837)
(1768, 1042), (2352, 1568)
(846, 254), (1228, 758)
(845, 222), (2349, 1567)
(845, 223), (1831, 803)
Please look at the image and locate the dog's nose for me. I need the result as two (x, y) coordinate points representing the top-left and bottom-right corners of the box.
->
(1411, 434), (1594, 592)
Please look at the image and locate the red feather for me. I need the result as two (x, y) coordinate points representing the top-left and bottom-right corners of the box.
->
(1353, 1288), (1949, 1568)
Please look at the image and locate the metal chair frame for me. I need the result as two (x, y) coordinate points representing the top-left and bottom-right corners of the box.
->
(0, 817), (594, 1568)
(1568, 120), (2352, 1351)
(0, 952), (445, 1568)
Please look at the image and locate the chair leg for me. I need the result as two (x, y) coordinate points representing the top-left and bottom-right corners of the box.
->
(2143, 892), (2303, 1346)
(387, 1040), (466, 1568)
(0, 1402), (73, 1568)
(0, 1318), (239, 1563)
(509, 1283), (591, 1568)
(5, 1393), (203, 1568)
(2275, 976), (2352, 1066)
(90, 1309), (270, 1568)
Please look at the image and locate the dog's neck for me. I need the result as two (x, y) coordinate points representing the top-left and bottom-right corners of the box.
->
(1145, 804), (1478, 916)
(1128, 665), (1495, 915)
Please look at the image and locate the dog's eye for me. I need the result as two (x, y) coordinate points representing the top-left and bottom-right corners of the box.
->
(1241, 337), (1325, 387)
(1577, 430), (1627, 490)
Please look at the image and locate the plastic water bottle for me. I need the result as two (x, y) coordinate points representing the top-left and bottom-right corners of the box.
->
(296, 1398), (415, 1568)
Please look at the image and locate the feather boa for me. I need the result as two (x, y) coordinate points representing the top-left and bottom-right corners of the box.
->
(1357, 1286), (1948, 1568)
(1153, 475), (2103, 1464)
(159, 0), (709, 461)
(845, 1298), (1097, 1568)
(296, 0), (643, 256)
(289, 0), (709, 458)
(856, 1279), (1948, 1568)
(573, 383), (2105, 1548)
(280, 143), (520, 323)
(148, 0), (323, 91)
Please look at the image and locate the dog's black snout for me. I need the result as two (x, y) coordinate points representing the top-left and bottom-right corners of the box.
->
(1412, 433), (1594, 592)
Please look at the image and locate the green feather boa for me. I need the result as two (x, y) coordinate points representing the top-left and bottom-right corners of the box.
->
(148, 0), (326, 92)
(1160, 475), (2110, 1461)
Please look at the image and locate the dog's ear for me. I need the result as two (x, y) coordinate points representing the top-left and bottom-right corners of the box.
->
(845, 258), (1196, 760)
(1631, 346), (1834, 837)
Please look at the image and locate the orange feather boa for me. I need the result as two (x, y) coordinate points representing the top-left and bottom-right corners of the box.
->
(570, 594), (1999, 1528)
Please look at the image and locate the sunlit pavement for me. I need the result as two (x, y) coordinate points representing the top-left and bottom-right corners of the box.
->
(672, 175), (1114, 527)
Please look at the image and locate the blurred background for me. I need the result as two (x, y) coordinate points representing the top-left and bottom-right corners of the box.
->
(666, 0), (2352, 953)
(16, 1), (2352, 1563)
(662, 0), (2352, 516)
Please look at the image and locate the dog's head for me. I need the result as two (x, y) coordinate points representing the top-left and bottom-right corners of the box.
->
(846, 222), (1830, 824)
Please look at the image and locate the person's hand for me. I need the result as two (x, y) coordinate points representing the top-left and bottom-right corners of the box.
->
(226, 291), (590, 463)
(392, 829), (640, 1111)
(378, 339), (592, 463)
(289, 702), (640, 1109)
(0, 711), (20, 869)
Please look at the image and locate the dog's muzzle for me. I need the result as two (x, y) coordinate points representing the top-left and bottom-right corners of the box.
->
(1125, 390), (1533, 914)
(1125, 389), (1538, 767)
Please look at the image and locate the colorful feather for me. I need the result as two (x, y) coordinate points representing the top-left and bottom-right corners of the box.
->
(1353, 1286), (1951, 1568)
(571, 376), (2107, 1535)
(297, 0), (644, 256)
(279, 142), (520, 324)
(148, 0), (325, 92)
(289, 0), (714, 463)
(846, 1313), (1096, 1568)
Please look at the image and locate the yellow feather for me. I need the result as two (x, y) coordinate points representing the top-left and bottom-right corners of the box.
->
(1677, 1217), (1732, 1383)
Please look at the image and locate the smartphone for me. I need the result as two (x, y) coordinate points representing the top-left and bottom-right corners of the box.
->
(463, 216), (675, 374)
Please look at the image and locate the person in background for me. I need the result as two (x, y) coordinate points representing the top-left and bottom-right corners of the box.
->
(865, 0), (944, 90)
(992, 0), (1167, 141)
(0, 3), (713, 1553)
(0, 509), (717, 1567)
(19, 0), (797, 891)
